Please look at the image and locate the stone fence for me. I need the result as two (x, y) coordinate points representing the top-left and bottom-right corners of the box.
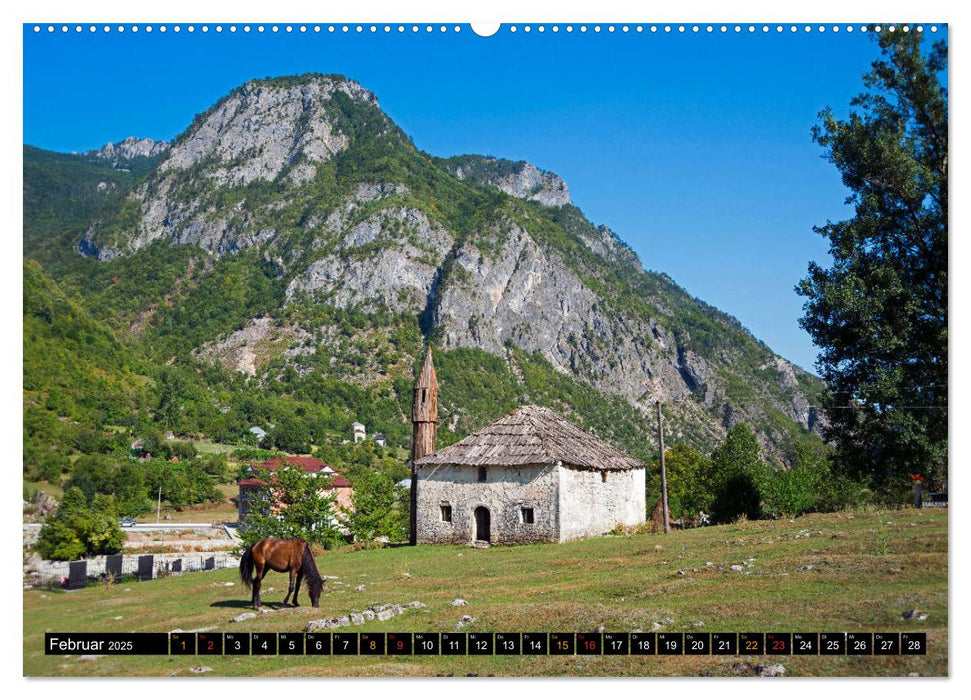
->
(24, 552), (240, 589)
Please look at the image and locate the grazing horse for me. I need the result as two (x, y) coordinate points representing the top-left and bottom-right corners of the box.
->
(239, 538), (323, 610)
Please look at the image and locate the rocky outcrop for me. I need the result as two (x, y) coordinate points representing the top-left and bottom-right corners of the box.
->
(288, 204), (454, 313)
(444, 155), (571, 207)
(88, 136), (169, 163)
(194, 316), (311, 376)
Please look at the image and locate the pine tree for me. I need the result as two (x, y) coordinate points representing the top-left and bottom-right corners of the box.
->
(797, 30), (947, 486)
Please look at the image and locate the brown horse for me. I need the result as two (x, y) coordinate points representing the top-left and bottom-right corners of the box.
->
(239, 538), (324, 609)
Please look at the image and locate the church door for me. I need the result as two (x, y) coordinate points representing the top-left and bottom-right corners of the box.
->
(474, 506), (491, 542)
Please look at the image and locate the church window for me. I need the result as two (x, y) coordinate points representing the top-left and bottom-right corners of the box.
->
(601, 470), (608, 482)
(440, 504), (452, 522)
(521, 507), (535, 524)
(477, 467), (487, 482)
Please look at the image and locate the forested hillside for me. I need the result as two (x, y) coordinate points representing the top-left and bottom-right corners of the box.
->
(23, 74), (828, 494)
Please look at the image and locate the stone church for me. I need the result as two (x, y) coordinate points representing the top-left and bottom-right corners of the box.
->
(409, 349), (646, 545)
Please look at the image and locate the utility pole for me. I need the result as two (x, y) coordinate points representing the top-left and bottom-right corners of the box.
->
(656, 401), (670, 534)
(156, 485), (162, 524)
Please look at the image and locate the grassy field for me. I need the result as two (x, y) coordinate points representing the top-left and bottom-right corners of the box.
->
(23, 507), (947, 677)
(192, 441), (243, 455)
(146, 484), (240, 524)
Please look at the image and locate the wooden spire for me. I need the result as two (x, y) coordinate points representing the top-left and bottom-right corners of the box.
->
(411, 346), (439, 545)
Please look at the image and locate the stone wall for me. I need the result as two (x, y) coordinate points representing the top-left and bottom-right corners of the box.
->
(557, 466), (645, 542)
(416, 463), (559, 544)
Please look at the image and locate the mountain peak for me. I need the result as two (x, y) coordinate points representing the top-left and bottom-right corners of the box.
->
(160, 73), (381, 185)
(441, 155), (571, 207)
(237, 73), (379, 106)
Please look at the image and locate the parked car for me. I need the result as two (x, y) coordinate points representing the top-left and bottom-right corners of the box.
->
(119, 518), (137, 527)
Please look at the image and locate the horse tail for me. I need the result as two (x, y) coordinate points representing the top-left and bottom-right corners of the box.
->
(239, 544), (255, 589)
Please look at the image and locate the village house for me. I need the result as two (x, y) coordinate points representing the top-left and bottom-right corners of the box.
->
(351, 422), (366, 443)
(409, 350), (646, 544)
(237, 455), (353, 525)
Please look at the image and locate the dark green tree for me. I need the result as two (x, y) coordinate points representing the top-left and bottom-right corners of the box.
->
(797, 30), (947, 486)
(648, 444), (712, 520)
(115, 462), (152, 516)
(707, 424), (769, 523)
(155, 367), (191, 432)
(36, 487), (124, 561)
(64, 454), (116, 503)
(267, 415), (312, 454)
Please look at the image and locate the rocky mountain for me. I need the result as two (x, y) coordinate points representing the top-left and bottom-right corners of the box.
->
(38, 73), (825, 463)
(86, 136), (169, 165)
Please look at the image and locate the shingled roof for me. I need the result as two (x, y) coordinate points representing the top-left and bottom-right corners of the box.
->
(415, 405), (644, 471)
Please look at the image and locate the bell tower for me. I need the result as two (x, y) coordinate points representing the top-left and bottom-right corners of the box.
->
(410, 346), (438, 544)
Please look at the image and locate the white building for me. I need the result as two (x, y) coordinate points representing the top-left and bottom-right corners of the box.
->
(414, 405), (645, 544)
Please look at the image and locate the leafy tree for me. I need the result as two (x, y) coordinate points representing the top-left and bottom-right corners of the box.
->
(64, 454), (116, 503)
(115, 462), (152, 516)
(32, 450), (70, 482)
(648, 444), (712, 520)
(345, 470), (402, 542)
(197, 453), (232, 482)
(267, 415), (312, 454)
(142, 460), (221, 510)
(797, 30), (947, 485)
(240, 466), (343, 548)
(707, 424), (769, 523)
(155, 367), (193, 432)
(36, 487), (124, 561)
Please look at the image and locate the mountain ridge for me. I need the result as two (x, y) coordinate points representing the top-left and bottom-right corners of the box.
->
(25, 73), (826, 464)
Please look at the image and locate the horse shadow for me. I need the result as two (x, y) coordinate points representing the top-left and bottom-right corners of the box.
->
(209, 600), (293, 610)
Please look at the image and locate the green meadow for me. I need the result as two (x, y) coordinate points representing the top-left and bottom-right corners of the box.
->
(24, 507), (947, 677)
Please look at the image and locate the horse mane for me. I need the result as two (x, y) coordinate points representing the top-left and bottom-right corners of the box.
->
(300, 540), (324, 594)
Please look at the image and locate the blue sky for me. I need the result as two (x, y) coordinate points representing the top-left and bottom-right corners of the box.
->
(22, 24), (947, 373)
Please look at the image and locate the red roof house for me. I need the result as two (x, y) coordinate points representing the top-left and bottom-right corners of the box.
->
(237, 455), (354, 524)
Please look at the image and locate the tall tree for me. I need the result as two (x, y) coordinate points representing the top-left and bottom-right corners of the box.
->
(707, 424), (769, 523)
(345, 470), (404, 542)
(797, 30), (947, 485)
(648, 444), (712, 520)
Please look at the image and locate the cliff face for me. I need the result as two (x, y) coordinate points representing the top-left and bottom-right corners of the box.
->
(75, 74), (824, 461)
